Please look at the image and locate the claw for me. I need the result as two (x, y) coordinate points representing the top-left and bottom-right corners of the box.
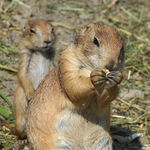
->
(107, 78), (118, 84)
(107, 72), (117, 78)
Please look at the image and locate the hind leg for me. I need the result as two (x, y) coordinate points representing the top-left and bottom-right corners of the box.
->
(14, 84), (28, 139)
(97, 135), (112, 150)
(88, 129), (112, 150)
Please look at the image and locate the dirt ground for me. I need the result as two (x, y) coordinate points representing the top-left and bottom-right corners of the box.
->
(0, 0), (150, 150)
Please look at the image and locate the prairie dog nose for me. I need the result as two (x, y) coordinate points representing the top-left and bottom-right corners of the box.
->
(44, 40), (51, 44)
(105, 60), (115, 71)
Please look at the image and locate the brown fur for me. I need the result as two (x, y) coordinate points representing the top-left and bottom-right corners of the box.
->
(14, 19), (55, 139)
(26, 23), (124, 149)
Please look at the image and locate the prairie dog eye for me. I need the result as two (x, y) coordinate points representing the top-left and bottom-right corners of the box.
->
(93, 37), (99, 47)
(30, 28), (36, 34)
(51, 28), (54, 32)
(51, 28), (54, 35)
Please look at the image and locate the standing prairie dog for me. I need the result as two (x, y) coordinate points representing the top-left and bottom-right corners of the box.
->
(26, 23), (124, 149)
(14, 19), (55, 139)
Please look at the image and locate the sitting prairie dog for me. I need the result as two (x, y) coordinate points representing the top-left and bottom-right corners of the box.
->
(14, 19), (55, 139)
(26, 23), (124, 149)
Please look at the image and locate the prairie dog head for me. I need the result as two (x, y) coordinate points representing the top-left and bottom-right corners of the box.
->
(21, 19), (54, 51)
(74, 23), (124, 71)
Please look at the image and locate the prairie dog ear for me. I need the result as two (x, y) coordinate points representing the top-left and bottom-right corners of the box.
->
(23, 22), (29, 31)
(51, 27), (55, 39)
(79, 23), (94, 35)
(23, 26), (26, 31)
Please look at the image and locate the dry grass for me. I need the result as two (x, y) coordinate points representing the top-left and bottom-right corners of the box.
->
(0, 0), (150, 149)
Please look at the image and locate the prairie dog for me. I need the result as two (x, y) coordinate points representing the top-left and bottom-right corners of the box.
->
(14, 19), (55, 139)
(26, 23), (124, 149)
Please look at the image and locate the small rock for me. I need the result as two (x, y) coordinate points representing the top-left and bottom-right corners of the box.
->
(139, 137), (149, 145)
(120, 89), (144, 100)
(22, 146), (30, 150)
(12, 14), (22, 22)
(2, 20), (11, 28)
(79, 13), (89, 20)
(131, 72), (143, 81)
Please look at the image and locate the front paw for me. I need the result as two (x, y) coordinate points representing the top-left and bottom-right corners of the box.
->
(25, 88), (34, 100)
(106, 71), (123, 88)
(90, 69), (107, 88)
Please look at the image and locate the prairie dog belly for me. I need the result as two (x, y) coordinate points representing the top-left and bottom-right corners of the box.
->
(55, 110), (111, 150)
(29, 52), (52, 89)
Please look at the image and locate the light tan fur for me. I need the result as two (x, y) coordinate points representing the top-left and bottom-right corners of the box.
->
(26, 23), (124, 149)
(14, 19), (55, 139)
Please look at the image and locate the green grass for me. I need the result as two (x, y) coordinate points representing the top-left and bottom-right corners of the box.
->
(0, 43), (19, 54)
(0, 0), (150, 149)
(0, 44), (18, 73)
(0, 91), (14, 125)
